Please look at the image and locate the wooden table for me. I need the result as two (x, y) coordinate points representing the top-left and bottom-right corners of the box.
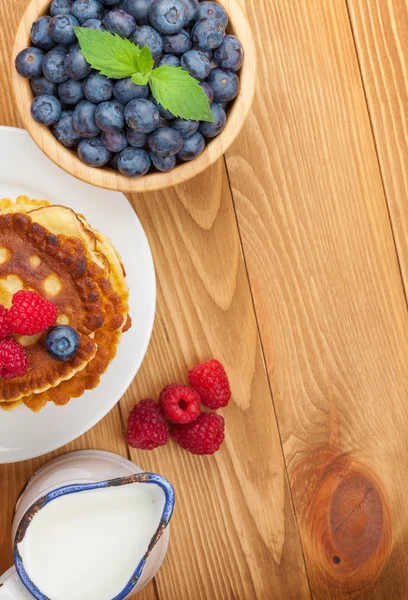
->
(1, 1), (408, 598)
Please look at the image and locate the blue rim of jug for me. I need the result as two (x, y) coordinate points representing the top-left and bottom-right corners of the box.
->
(13, 473), (175, 600)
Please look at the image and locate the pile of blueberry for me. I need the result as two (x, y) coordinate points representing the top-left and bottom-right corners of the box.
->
(15, 0), (244, 177)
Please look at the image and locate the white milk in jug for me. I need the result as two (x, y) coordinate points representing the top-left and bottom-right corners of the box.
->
(17, 483), (165, 600)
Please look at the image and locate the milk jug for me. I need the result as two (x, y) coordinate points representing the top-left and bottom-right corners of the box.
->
(0, 451), (175, 600)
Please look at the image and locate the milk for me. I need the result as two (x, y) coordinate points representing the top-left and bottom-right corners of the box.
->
(17, 483), (165, 600)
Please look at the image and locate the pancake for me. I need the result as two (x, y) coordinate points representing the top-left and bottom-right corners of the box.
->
(0, 212), (103, 402)
(0, 199), (130, 412)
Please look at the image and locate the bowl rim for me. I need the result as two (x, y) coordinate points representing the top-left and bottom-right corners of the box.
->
(12, 0), (257, 193)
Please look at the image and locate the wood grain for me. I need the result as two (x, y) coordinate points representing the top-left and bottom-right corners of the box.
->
(1, 0), (407, 598)
(346, 0), (408, 288)
(11, 0), (256, 192)
(122, 161), (311, 599)
(225, 0), (408, 598)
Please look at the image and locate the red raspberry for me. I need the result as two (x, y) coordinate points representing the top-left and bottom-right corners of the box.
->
(0, 306), (12, 339)
(188, 359), (231, 409)
(8, 291), (57, 336)
(159, 383), (201, 424)
(126, 399), (170, 450)
(0, 339), (29, 379)
(172, 413), (225, 455)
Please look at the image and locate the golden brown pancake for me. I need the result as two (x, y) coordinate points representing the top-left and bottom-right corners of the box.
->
(0, 212), (107, 402)
(0, 199), (129, 412)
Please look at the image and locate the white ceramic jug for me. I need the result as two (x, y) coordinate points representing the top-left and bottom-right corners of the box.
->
(0, 450), (174, 600)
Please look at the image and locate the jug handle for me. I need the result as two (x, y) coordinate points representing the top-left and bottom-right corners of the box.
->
(0, 567), (33, 599)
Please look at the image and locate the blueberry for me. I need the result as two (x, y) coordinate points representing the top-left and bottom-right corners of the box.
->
(198, 1), (228, 28)
(43, 48), (69, 82)
(50, 0), (73, 16)
(31, 76), (57, 97)
(150, 96), (175, 119)
(45, 325), (80, 361)
(72, 100), (101, 136)
(30, 16), (56, 51)
(150, 152), (176, 172)
(82, 18), (105, 30)
(149, 0), (187, 35)
(103, 0), (122, 4)
(101, 130), (128, 152)
(198, 102), (225, 138)
(48, 14), (80, 44)
(199, 81), (214, 103)
(171, 118), (198, 137)
(57, 78), (85, 104)
(182, 0), (199, 26)
(181, 49), (210, 80)
(127, 129), (148, 147)
(214, 35), (244, 71)
(206, 68), (239, 103)
(156, 54), (180, 67)
(71, 0), (104, 23)
(65, 47), (92, 79)
(53, 110), (82, 147)
(124, 98), (160, 133)
(192, 17), (224, 51)
(78, 136), (111, 166)
(193, 46), (213, 61)
(131, 26), (163, 59)
(121, 0), (153, 22)
(103, 9), (136, 37)
(110, 152), (120, 170)
(148, 126), (182, 156)
(95, 100), (125, 132)
(113, 77), (149, 104)
(31, 94), (62, 125)
(53, 44), (70, 53)
(15, 47), (44, 79)
(177, 130), (205, 160)
(162, 29), (191, 55)
(83, 72), (113, 103)
(117, 147), (151, 176)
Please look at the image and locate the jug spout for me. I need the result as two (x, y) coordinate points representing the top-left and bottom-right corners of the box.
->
(0, 567), (33, 599)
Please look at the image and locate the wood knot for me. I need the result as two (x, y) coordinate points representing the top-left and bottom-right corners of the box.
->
(292, 451), (391, 595)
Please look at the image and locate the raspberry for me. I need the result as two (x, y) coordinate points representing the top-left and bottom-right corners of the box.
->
(9, 290), (57, 336)
(125, 399), (170, 450)
(159, 383), (201, 424)
(0, 306), (12, 339)
(188, 359), (231, 409)
(0, 339), (29, 379)
(172, 413), (225, 455)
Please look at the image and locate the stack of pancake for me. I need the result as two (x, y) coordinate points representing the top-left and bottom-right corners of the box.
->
(0, 196), (130, 412)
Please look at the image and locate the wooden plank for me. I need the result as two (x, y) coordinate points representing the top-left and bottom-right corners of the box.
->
(346, 0), (408, 286)
(225, 0), (408, 598)
(122, 159), (311, 599)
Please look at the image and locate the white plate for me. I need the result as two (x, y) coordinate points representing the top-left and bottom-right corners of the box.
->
(0, 127), (156, 464)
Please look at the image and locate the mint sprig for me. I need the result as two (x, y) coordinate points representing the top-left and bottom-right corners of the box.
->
(75, 27), (214, 122)
(74, 27), (140, 78)
(150, 67), (213, 121)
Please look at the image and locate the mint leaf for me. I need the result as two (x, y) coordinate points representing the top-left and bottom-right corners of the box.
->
(137, 45), (154, 77)
(150, 67), (214, 122)
(74, 27), (140, 79)
(131, 72), (150, 85)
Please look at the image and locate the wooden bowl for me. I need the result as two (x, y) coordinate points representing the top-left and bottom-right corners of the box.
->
(12, 0), (256, 192)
